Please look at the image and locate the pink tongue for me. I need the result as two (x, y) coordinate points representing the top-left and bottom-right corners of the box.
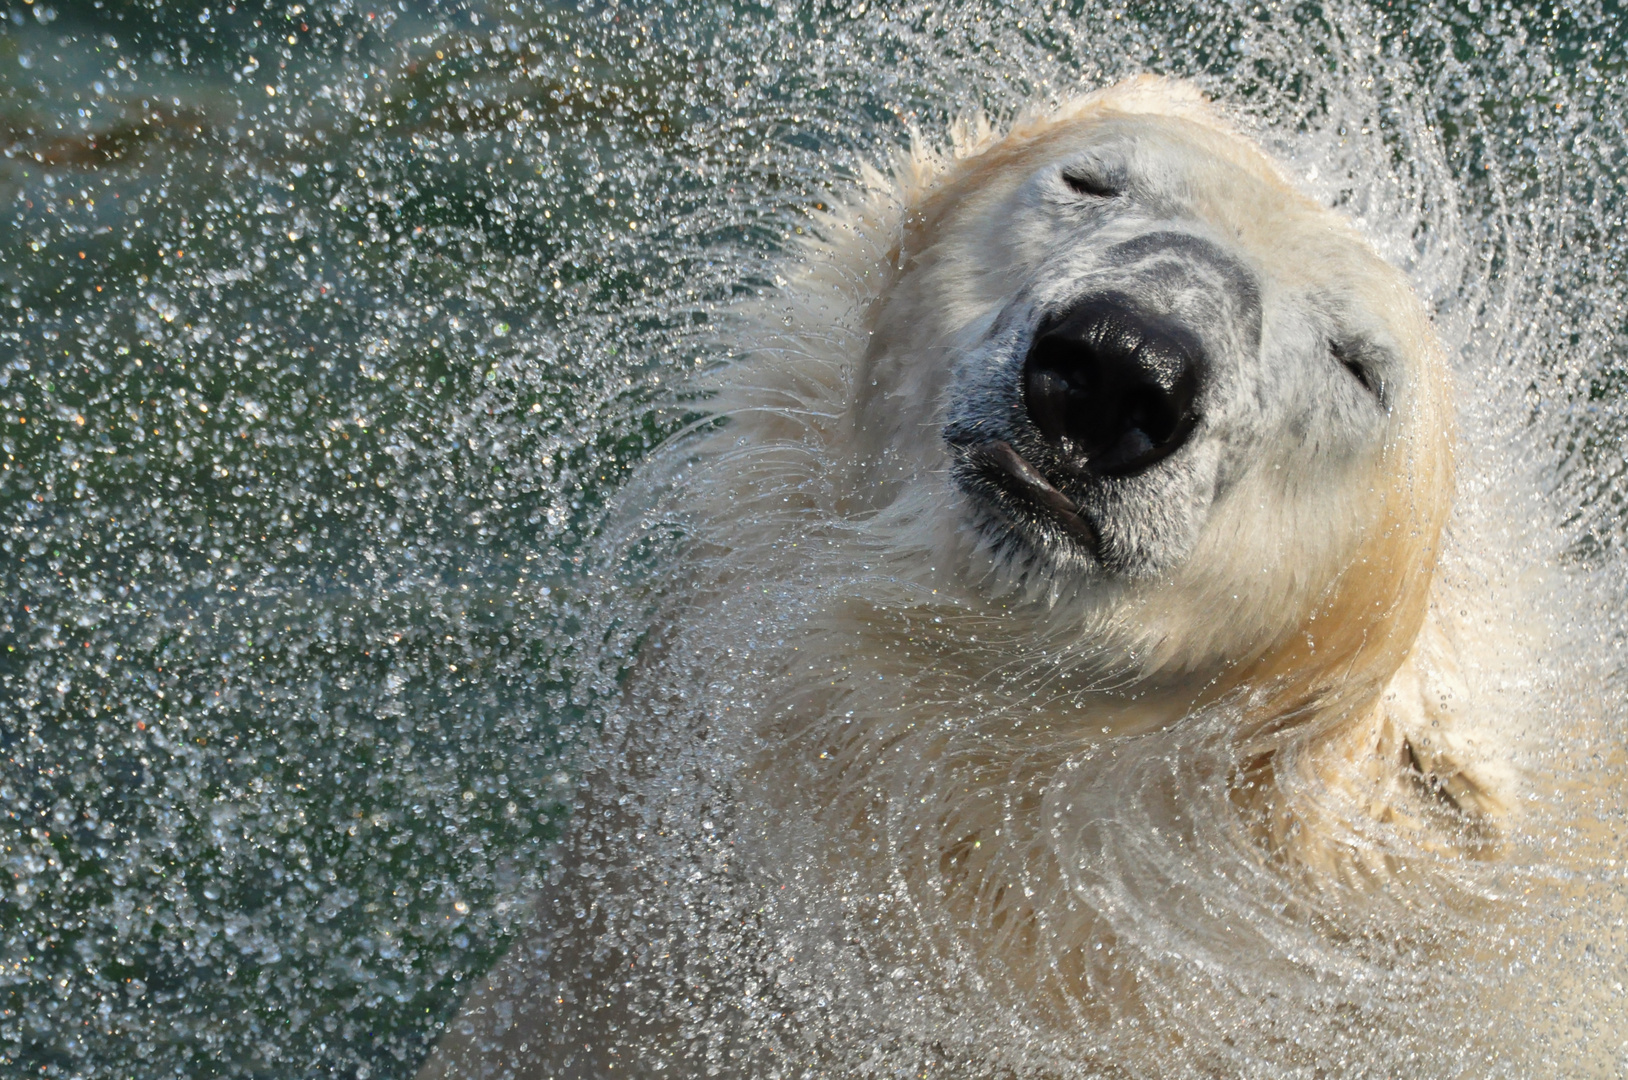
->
(977, 441), (1099, 552)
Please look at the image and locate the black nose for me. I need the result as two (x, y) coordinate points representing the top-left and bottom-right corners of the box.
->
(1023, 298), (1201, 476)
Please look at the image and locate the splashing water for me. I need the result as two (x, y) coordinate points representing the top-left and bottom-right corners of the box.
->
(2, 1), (1626, 1077)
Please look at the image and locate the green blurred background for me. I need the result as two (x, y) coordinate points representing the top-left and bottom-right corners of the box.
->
(1, 0), (1623, 1076)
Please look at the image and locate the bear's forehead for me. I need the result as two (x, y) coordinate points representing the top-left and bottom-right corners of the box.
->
(966, 113), (1402, 301)
(994, 113), (1290, 199)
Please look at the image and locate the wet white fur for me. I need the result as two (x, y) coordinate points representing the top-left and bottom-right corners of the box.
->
(423, 76), (1540, 1079)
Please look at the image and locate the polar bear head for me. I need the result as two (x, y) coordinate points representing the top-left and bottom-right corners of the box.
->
(839, 78), (1451, 703)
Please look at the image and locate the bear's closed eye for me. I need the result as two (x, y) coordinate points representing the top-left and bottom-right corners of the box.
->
(1062, 170), (1121, 198)
(1331, 340), (1382, 400)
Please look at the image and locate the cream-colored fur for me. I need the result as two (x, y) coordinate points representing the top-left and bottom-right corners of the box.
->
(423, 76), (1522, 1079)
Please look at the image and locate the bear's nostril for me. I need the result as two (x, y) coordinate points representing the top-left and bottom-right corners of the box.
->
(1022, 299), (1201, 476)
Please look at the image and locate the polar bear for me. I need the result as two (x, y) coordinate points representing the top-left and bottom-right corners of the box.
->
(422, 76), (1521, 1079)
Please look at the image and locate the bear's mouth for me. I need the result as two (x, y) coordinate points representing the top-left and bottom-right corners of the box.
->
(964, 440), (1101, 552)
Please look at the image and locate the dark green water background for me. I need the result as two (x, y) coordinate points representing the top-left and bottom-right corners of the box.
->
(1, 1), (1624, 1076)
